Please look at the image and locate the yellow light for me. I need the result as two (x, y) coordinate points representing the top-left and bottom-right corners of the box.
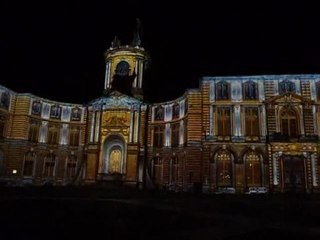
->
(12, 169), (17, 174)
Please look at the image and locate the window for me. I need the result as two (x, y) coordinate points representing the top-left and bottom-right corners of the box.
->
(244, 151), (261, 186)
(154, 106), (164, 121)
(279, 80), (296, 95)
(152, 155), (163, 184)
(281, 108), (298, 137)
(172, 103), (180, 119)
(28, 120), (40, 142)
(153, 125), (164, 147)
(23, 152), (36, 176)
(216, 149), (233, 186)
(47, 124), (60, 145)
(169, 155), (179, 187)
(171, 123), (180, 147)
(69, 126), (80, 146)
(217, 108), (231, 136)
(243, 81), (258, 100)
(43, 153), (56, 177)
(245, 108), (260, 136)
(316, 82), (320, 102)
(0, 121), (4, 138)
(216, 81), (230, 100)
(66, 154), (77, 178)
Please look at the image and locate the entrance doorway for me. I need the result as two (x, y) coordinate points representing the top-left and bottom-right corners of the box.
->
(281, 155), (306, 192)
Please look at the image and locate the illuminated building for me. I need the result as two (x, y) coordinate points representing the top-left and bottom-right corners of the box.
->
(0, 36), (319, 193)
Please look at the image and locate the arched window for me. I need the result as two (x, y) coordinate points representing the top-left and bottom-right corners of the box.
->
(28, 120), (40, 142)
(215, 148), (233, 186)
(23, 151), (36, 176)
(216, 81), (230, 100)
(279, 80), (296, 95)
(43, 152), (56, 177)
(244, 151), (261, 186)
(245, 108), (260, 136)
(109, 148), (122, 173)
(66, 154), (77, 178)
(281, 108), (299, 137)
(243, 81), (258, 100)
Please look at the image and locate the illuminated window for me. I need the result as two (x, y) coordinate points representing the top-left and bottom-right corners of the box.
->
(243, 81), (258, 100)
(66, 154), (77, 178)
(109, 148), (122, 173)
(69, 126), (80, 146)
(47, 124), (60, 145)
(43, 153), (56, 177)
(245, 108), (260, 136)
(216, 149), (233, 186)
(23, 152), (36, 176)
(281, 108), (298, 137)
(171, 123), (180, 147)
(153, 125), (164, 147)
(279, 80), (295, 95)
(244, 151), (261, 186)
(216, 81), (230, 100)
(217, 108), (231, 136)
(28, 120), (40, 142)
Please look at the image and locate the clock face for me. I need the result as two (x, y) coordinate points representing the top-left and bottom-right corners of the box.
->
(115, 61), (130, 76)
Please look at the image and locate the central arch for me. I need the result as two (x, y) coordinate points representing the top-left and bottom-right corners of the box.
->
(102, 135), (126, 174)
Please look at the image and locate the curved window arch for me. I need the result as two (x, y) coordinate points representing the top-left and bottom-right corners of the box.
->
(215, 148), (234, 186)
(280, 108), (299, 137)
(244, 151), (262, 186)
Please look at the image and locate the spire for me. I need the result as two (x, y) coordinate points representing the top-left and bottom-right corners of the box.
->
(131, 18), (142, 47)
(110, 35), (121, 48)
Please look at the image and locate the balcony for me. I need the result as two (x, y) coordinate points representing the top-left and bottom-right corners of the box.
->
(267, 133), (319, 143)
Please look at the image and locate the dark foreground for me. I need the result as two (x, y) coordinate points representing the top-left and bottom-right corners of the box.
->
(1, 186), (320, 240)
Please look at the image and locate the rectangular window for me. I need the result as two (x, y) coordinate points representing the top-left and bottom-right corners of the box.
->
(47, 124), (60, 145)
(245, 108), (260, 136)
(28, 120), (40, 142)
(217, 108), (231, 136)
(69, 126), (80, 146)
(0, 121), (4, 138)
(171, 123), (180, 147)
(153, 125), (164, 147)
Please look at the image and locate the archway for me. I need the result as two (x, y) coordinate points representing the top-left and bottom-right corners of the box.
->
(103, 135), (126, 174)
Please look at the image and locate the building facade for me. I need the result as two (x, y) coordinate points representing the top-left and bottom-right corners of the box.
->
(1, 39), (320, 193)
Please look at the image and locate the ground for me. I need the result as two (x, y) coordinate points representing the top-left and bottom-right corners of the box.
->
(1, 186), (320, 239)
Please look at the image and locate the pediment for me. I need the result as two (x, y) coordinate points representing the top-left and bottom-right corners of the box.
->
(265, 92), (314, 105)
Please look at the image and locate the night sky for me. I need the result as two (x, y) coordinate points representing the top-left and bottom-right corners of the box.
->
(1, 1), (320, 104)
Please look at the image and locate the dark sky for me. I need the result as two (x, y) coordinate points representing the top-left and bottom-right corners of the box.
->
(1, 1), (320, 104)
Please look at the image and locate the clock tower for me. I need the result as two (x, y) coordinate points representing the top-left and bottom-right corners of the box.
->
(104, 34), (149, 100)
